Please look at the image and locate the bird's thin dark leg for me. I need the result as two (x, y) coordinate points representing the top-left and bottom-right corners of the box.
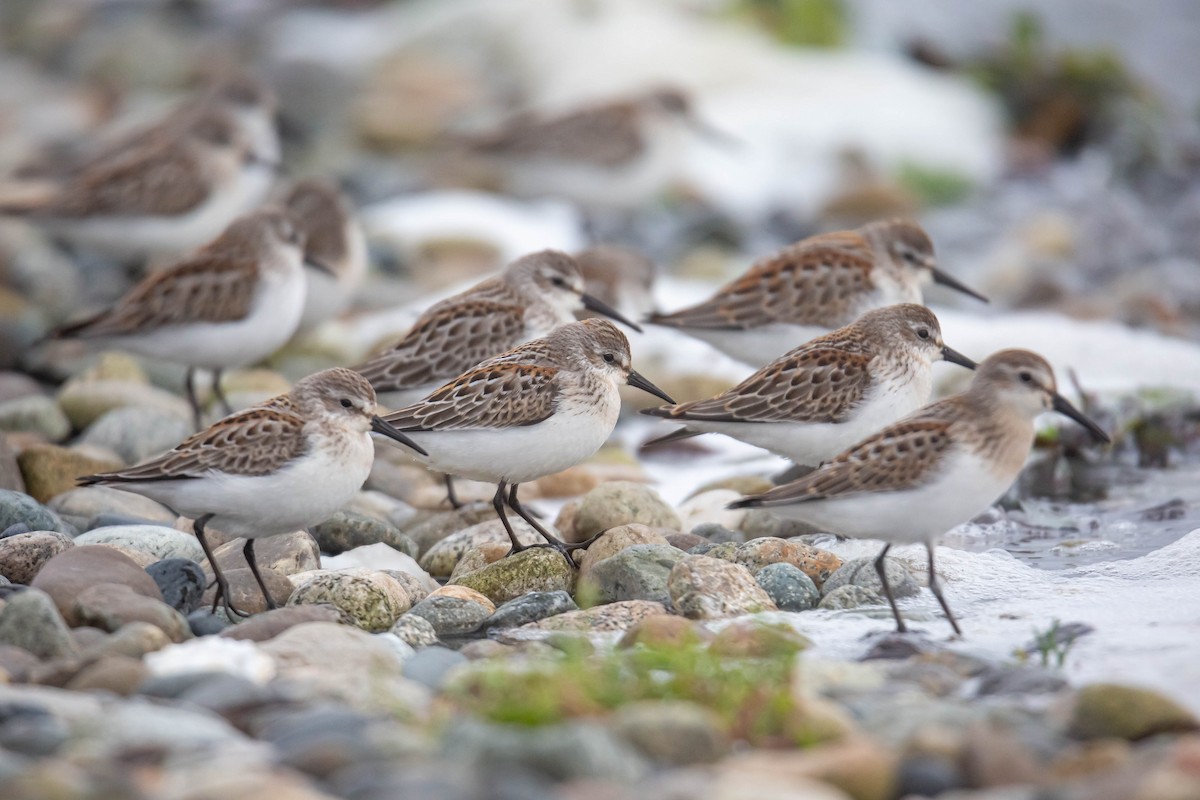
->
(874, 543), (907, 633)
(243, 539), (277, 610)
(212, 369), (233, 416)
(493, 481), (527, 554)
(443, 474), (463, 510)
(185, 367), (203, 430)
(194, 514), (245, 620)
(507, 484), (575, 566)
(927, 541), (962, 637)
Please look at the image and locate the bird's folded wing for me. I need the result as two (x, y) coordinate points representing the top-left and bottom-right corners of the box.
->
(383, 361), (559, 431)
(47, 142), (209, 217)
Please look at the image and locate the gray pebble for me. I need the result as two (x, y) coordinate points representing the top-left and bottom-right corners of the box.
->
(822, 556), (919, 598)
(391, 614), (440, 649)
(755, 562), (821, 612)
(408, 595), (493, 637)
(586, 545), (684, 604)
(818, 584), (883, 611)
(402, 645), (468, 690)
(0, 587), (75, 659)
(78, 407), (191, 465)
(690, 522), (744, 543)
(146, 558), (206, 614)
(0, 489), (74, 535)
(310, 510), (418, 557)
(483, 590), (578, 631)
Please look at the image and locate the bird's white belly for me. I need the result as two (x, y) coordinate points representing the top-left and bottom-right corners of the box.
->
(767, 449), (1019, 544)
(402, 405), (616, 485)
(120, 431), (374, 538)
(107, 264), (307, 369)
(683, 324), (832, 368)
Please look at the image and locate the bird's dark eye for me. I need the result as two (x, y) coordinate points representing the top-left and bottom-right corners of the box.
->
(916, 328), (930, 340)
(551, 276), (568, 288)
(1019, 371), (1033, 384)
(340, 398), (353, 408)
(603, 353), (616, 364)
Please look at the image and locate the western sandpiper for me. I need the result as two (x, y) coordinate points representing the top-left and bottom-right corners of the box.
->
(4, 108), (275, 262)
(79, 367), (425, 618)
(730, 349), (1110, 635)
(380, 318), (673, 561)
(282, 179), (368, 330)
(461, 87), (731, 208)
(49, 208), (325, 427)
(643, 304), (977, 463)
(649, 219), (988, 367)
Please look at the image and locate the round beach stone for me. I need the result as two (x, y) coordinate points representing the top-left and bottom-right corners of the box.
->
(574, 482), (681, 540)
(0, 530), (74, 585)
(447, 542), (510, 581)
(73, 583), (191, 642)
(74, 525), (206, 563)
(709, 619), (811, 658)
(1069, 683), (1198, 741)
(402, 645), (467, 690)
(418, 517), (541, 577)
(287, 570), (410, 632)
(407, 588), (494, 637)
(32, 545), (164, 625)
(527, 600), (668, 633)
(16, 445), (123, 503)
(450, 547), (576, 606)
(613, 700), (730, 765)
(218, 605), (344, 643)
(47, 486), (175, 529)
(145, 558), (206, 614)
(483, 590), (578, 631)
(617, 614), (712, 649)
(390, 613), (440, 649)
(755, 563), (821, 612)
(818, 585), (883, 611)
(81, 621), (171, 660)
(577, 524), (670, 575)
(0, 588), (76, 659)
(211, 531), (320, 576)
(585, 544), (686, 604)
(310, 510), (418, 557)
(77, 407), (191, 465)
(0, 395), (71, 441)
(56, 378), (191, 430)
(667, 555), (777, 620)
(690, 522), (745, 544)
(202, 565), (296, 618)
(0, 489), (72, 535)
(65, 655), (148, 696)
(705, 537), (842, 588)
(407, 506), (498, 557)
(822, 556), (919, 599)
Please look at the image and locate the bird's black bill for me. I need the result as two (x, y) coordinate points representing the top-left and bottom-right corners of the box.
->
(305, 257), (339, 277)
(627, 369), (675, 404)
(581, 292), (643, 333)
(930, 267), (989, 304)
(371, 415), (429, 456)
(941, 345), (977, 370)
(1050, 394), (1111, 444)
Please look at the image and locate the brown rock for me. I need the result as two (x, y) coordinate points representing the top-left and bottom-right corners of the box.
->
(617, 614), (712, 649)
(32, 546), (163, 625)
(0, 530), (74, 584)
(1069, 683), (1198, 741)
(210, 531), (321, 576)
(534, 465), (603, 498)
(80, 621), (171, 660)
(716, 737), (897, 800)
(707, 537), (842, 587)
(527, 600), (667, 633)
(667, 555), (777, 619)
(220, 605), (346, 642)
(65, 655), (148, 696)
(17, 445), (123, 503)
(448, 542), (509, 581)
(960, 723), (1041, 788)
(1048, 739), (1132, 781)
(73, 584), (190, 642)
(202, 565), (296, 617)
(578, 524), (670, 575)
(709, 619), (811, 659)
(428, 584), (496, 613)
(553, 500), (582, 543)
(665, 532), (708, 551)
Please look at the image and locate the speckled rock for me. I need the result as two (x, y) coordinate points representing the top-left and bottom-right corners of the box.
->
(451, 547), (576, 606)
(483, 590), (578, 631)
(310, 510), (418, 557)
(1069, 683), (1198, 741)
(0, 395), (71, 441)
(447, 542), (510, 581)
(0, 530), (74, 584)
(219, 605), (345, 642)
(705, 537), (842, 588)
(407, 506), (497, 556)
(390, 613), (440, 648)
(17, 445), (123, 503)
(211, 531), (320, 576)
(381, 568), (434, 605)
(56, 379), (191, 429)
(755, 563), (821, 612)
(818, 585), (883, 611)
(526, 600), (668, 633)
(613, 700), (730, 765)
(418, 517), (541, 577)
(617, 614), (713, 649)
(738, 509), (821, 540)
(574, 482), (681, 540)
(74, 525), (205, 563)
(822, 556), (919, 599)
(47, 486), (175, 529)
(578, 524), (670, 575)
(0, 588), (76, 659)
(585, 544), (685, 604)
(667, 555), (777, 619)
(407, 588), (494, 637)
(690, 523), (745, 544)
(78, 407), (191, 465)
(74, 583), (191, 642)
(287, 570), (411, 632)
(32, 545), (164, 625)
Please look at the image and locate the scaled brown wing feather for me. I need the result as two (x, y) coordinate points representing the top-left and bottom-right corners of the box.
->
(355, 300), (527, 393)
(384, 362), (559, 431)
(55, 254), (259, 338)
(81, 407), (308, 482)
(649, 235), (877, 330)
(745, 418), (955, 505)
(661, 347), (874, 424)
